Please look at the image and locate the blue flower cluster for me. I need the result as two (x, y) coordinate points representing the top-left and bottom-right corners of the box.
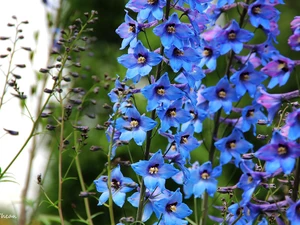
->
(95, 0), (300, 224)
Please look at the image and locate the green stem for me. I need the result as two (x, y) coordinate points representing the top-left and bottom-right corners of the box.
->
(0, 23), (20, 109)
(292, 158), (300, 201)
(107, 118), (117, 225)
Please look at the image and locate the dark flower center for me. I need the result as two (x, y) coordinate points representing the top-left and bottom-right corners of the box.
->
(246, 109), (255, 117)
(241, 72), (250, 81)
(128, 23), (136, 33)
(149, 164), (159, 174)
(277, 60), (289, 72)
(203, 48), (212, 57)
(296, 203), (300, 216)
(130, 119), (139, 128)
(228, 30), (236, 40)
(277, 144), (288, 155)
(247, 174), (253, 183)
(201, 170), (210, 180)
(174, 48), (184, 56)
(217, 89), (226, 98)
(167, 24), (176, 33)
(167, 202), (178, 212)
(236, 207), (243, 216)
(226, 140), (236, 149)
(147, 0), (157, 5)
(167, 108), (177, 117)
(190, 110), (196, 119)
(156, 86), (165, 95)
(180, 135), (189, 144)
(252, 5), (262, 14)
(137, 54), (146, 64)
(171, 142), (177, 150)
(111, 178), (120, 189)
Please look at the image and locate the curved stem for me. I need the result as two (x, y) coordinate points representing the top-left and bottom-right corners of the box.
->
(292, 158), (300, 201)
(19, 1), (64, 224)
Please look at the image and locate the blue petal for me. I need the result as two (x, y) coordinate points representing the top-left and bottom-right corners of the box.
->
(144, 175), (159, 191)
(113, 192), (126, 207)
(133, 128), (147, 145)
(98, 191), (109, 205)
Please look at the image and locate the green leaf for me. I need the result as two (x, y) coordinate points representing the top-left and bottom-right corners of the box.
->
(62, 177), (78, 182)
(90, 212), (104, 219)
(38, 214), (71, 225)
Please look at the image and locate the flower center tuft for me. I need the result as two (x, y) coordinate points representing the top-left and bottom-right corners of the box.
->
(174, 48), (184, 56)
(246, 109), (255, 117)
(252, 5), (262, 14)
(130, 119), (139, 128)
(180, 135), (189, 144)
(168, 108), (177, 117)
(218, 89), (227, 98)
(228, 31), (236, 40)
(149, 165), (159, 174)
(248, 175), (253, 183)
(203, 48), (212, 57)
(156, 87), (165, 96)
(167, 203), (177, 212)
(147, 0), (157, 5)
(190, 110), (196, 119)
(138, 55), (146, 64)
(226, 141), (236, 149)
(167, 24), (176, 33)
(201, 170), (210, 180)
(128, 23), (136, 33)
(277, 144), (287, 155)
(111, 179), (120, 189)
(241, 72), (250, 81)
(277, 60), (289, 72)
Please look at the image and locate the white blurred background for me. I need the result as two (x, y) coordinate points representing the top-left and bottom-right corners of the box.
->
(0, 0), (51, 221)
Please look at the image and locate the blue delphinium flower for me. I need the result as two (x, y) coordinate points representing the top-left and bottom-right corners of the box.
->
(288, 29), (300, 51)
(164, 45), (201, 73)
(189, 161), (222, 198)
(218, 20), (254, 55)
(198, 39), (220, 71)
(116, 106), (157, 145)
(154, 188), (192, 225)
(256, 86), (282, 122)
(255, 130), (300, 174)
(202, 76), (238, 114)
(153, 12), (193, 50)
(181, 101), (207, 133)
(230, 62), (268, 98)
(237, 163), (269, 205)
(261, 55), (295, 89)
(141, 72), (184, 111)
(108, 77), (131, 103)
(235, 103), (268, 135)
(116, 12), (140, 50)
(175, 65), (205, 90)
(286, 198), (300, 225)
(117, 41), (162, 81)
(157, 99), (192, 132)
(174, 125), (200, 162)
(131, 150), (178, 192)
(282, 108), (300, 140)
(128, 187), (170, 222)
(214, 128), (253, 165)
(126, 0), (166, 23)
(94, 165), (136, 207)
(248, 0), (280, 30)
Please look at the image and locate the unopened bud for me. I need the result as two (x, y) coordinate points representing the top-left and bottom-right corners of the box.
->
(3, 128), (19, 136)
